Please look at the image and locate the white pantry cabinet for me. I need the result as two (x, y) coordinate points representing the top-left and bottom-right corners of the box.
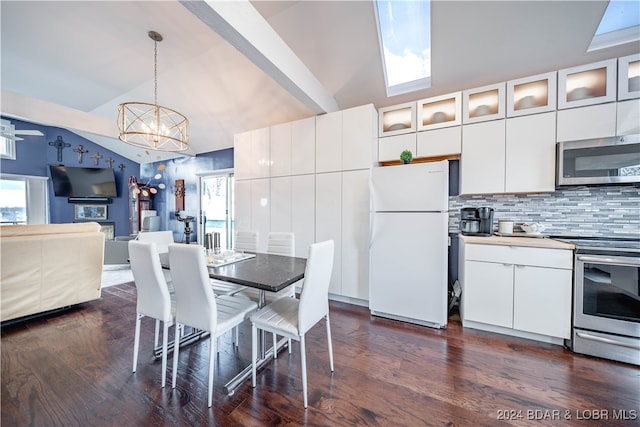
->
(270, 176), (291, 232)
(251, 127), (271, 179)
(291, 174), (315, 259)
(317, 104), (376, 172)
(315, 172), (342, 294)
(270, 122), (291, 178)
(460, 241), (573, 342)
(233, 131), (252, 181)
(316, 111), (342, 173)
(291, 117), (316, 175)
(250, 178), (271, 253)
(341, 169), (370, 300)
(234, 179), (252, 232)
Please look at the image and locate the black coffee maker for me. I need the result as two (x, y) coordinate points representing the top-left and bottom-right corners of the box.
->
(459, 207), (494, 236)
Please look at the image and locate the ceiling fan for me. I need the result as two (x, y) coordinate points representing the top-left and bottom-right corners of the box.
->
(0, 119), (44, 141)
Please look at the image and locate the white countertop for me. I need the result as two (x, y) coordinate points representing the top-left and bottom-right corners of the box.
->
(459, 233), (575, 250)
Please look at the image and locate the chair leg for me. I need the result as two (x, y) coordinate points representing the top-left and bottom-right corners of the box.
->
(235, 326), (239, 347)
(172, 323), (181, 389)
(154, 319), (160, 348)
(326, 314), (334, 372)
(288, 338), (292, 354)
(251, 324), (257, 388)
(208, 337), (215, 407)
(161, 321), (169, 387)
(133, 313), (142, 373)
(300, 334), (308, 408)
(273, 333), (277, 359)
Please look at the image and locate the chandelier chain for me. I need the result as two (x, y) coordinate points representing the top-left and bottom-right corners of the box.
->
(154, 37), (158, 107)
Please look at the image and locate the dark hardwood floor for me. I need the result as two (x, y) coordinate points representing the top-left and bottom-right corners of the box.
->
(2, 282), (639, 426)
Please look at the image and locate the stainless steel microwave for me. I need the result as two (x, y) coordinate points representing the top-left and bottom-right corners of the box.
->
(556, 134), (640, 187)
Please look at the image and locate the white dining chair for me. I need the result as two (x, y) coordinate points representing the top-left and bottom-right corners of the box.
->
(129, 240), (175, 388)
(250, 240), (335, 408)
(168, 243), (258, 407)
(137, 230), (175, 285)
(234, 230), (258, 252)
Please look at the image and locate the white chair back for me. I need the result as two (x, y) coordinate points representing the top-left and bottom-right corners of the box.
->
(141, 216), (161, 232)
(137, 230), (174, 254)
(129, 240), (172, 322)
(266, 232), (295, 256)
(234, 231), (258, 252)
(298, 240), (334, 334)
(168, 243), (218, 332)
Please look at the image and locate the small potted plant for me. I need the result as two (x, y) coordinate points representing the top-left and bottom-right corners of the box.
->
(400, 149), (413, 164)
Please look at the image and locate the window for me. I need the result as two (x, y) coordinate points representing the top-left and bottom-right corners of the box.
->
(0, 174), (49, 225)
(374, 0), (431, 97)
(0, 119), (17, 160)
(589, 0), (640, 52)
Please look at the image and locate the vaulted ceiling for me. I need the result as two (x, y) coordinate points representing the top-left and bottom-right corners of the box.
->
(1, 1), (638, 163)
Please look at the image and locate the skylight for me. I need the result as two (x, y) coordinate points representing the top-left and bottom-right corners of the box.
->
(374, 0), (431, 97)
(588, 0), (640, 52)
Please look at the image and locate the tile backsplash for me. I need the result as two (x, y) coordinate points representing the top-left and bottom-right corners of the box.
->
(448, 185), (640, 238)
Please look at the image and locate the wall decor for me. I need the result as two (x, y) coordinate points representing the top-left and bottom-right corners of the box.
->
(74, 204), (108, 221)
(98, 221), (115, 240)
(73, 144), (88, 163)
(48, 135), (71, 162)
(91, 151), (103, 166)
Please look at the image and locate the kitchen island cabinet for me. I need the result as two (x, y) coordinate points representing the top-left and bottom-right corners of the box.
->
(459, 235), (574, 345)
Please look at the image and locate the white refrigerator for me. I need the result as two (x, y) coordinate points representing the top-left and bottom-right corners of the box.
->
(369, 160), (449, 328)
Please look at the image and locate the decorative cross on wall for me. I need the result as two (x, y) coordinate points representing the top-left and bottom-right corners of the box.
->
(91, 151), (103, 166)
(48, 136), (71, 162)
(73, 145), (89, 163)
(105, 157), (115, 168)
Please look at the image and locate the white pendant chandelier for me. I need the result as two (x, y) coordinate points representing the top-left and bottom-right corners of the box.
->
(118, 31), (189, 152)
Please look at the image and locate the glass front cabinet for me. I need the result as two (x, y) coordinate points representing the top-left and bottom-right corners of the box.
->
(618, 53), (640, 101)
(507, 72), (557, 117)
(417, 92), (462, 131)
(462, 82), (506, 124)
(558, 59), (617, 109)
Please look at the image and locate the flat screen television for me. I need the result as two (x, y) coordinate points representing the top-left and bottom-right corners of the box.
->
(49, 165), (118, 198)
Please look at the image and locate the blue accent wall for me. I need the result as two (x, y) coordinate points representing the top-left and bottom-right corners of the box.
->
(2, 117), (235, 241)
(140, 148), (234, 243)
(0, 117), (140, 236)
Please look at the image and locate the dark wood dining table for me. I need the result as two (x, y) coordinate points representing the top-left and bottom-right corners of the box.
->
(160, 251), (307, 394)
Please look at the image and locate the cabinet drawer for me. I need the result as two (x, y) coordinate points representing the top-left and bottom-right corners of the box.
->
(465, 244), (572, 269)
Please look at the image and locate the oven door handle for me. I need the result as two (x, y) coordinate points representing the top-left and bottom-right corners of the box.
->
(575, 331), (640, 350)
(577, 255), (640, 267)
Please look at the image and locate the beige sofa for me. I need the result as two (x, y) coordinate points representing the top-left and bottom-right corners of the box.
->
(0, 222), (104, 322)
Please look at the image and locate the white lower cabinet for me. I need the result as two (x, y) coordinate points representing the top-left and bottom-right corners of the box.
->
(315, 172), (342, 295)
(315, 170), (370, 301)
(460, 242), (573, 342)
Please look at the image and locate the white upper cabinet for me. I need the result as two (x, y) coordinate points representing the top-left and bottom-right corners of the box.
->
(505, 112), (556, 193)
(506, 72), (557, 117)
(460, 120), (506, 194)
(417, 92), (462, 131)
(556, 103), (617, 141)
(378, 101), (416, 137)
(416, 126), (461, 158)
(270, 122), (291, 177)
(618, 53), (640, 101)
(343, 104), (376, 171)
(233, 131), (252, 181)
(251, 127), (271, 179)
(558, 59), (617, 109)
(463, 82), (506, 124)
(291, 117), (316, 175)
(617, 99), (640, 135)
(316, 110), (342, 173)
(378, 133), (417, 163)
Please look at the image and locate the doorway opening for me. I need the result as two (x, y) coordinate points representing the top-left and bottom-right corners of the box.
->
(199, 173), (234, 251)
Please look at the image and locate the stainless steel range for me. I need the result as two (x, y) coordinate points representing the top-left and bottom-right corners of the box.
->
(555, 236), (639, 365)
